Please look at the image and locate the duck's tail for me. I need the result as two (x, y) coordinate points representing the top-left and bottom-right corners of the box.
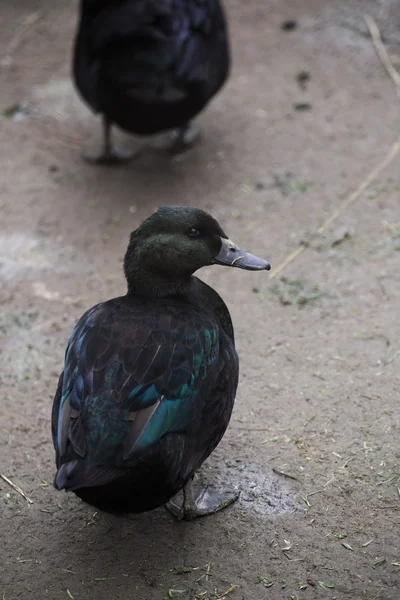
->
(54, 460), (124, 492)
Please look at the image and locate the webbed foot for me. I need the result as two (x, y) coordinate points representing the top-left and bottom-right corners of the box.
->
(165, 479), (239, 521)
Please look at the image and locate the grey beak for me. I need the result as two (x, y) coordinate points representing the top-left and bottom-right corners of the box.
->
(212, 238), (271, 271)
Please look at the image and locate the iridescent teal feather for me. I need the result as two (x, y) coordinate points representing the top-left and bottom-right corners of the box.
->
(54, 298), (221, 477)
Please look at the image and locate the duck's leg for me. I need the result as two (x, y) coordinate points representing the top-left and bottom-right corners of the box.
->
(165, 479), (239, 521)
(151, 123), (201, 155)
(82, 116), (136, 165)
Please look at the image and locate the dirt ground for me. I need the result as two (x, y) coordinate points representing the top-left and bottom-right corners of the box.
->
(1, 0), (400, 598)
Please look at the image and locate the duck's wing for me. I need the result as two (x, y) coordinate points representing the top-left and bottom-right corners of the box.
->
(52, 299), (221, 491)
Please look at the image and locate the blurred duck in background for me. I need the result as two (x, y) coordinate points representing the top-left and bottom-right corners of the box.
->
(73, 0), (230, 164)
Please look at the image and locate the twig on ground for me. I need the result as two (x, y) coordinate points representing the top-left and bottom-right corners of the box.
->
(365, 14), (400, 90)
(0, 474), (33, 504)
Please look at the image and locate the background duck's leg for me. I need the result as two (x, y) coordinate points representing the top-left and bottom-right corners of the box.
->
(151, 122), (201, 155)
(82, 116), (135, 165)
(165, 478), (239, 521)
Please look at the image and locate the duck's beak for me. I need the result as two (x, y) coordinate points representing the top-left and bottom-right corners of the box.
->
(212, 238), (271, 271)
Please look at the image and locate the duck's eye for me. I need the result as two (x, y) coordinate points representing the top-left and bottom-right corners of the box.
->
(187, 227), (201, 237)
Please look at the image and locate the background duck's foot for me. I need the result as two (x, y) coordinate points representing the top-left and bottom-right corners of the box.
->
(81, 116), (137, 165)
(165, 480), (239, 521)
(81, 145), (136, 165)
(151, 123), (201, 155)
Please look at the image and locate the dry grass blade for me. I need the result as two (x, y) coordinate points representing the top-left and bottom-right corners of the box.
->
(372, 557), (386, 568)
(1, 474), (33, 503)
(364, 14), (400, 90)
(268, 15), (400, 281)
(4, 11), (42, 58)
(216, 586), (235, 599)
(269, 246), (306, 281)
(269, 138), (400, 279)
(171, 566), (202, 574)
(342, 542), (353, 551)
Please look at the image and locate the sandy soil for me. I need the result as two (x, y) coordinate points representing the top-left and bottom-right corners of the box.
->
(1, 1), (400, 599)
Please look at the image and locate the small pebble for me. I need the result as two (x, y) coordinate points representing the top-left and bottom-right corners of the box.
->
(294, 102), (312, 111)
(281, 20), (297, 31)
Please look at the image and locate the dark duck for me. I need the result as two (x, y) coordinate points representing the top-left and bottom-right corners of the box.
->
(73, 0), (230, 164)
(52, 206), (270, 519)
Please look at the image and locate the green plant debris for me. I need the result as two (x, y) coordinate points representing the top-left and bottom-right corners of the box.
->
(66, 591), (74, 600)
(372, 557), (386, 568)
(392, 562), (400, 566)
(376, 476), (395, 486)
(216, 586), (235, 599)
(172, 566), (202, 574)
(354, 330), (375, 340)
(333, 533), (347, 539)
(342, 542), (353, 551)
(318, 581), (335, 589)
(361, 540), (373, 547)
(383, 220), (400, 237)
(383, 350), (400, 366)
(261, 435), (280, 444)
(260, 575), (273, 587)
(272, 468), (298, 480)
(269, 278), (325, 308)
(273, 173), (313, 196)
(168, 590), (186, 598)
(382, 220), (400, 252)
(2, 102), (30, 119)
(298, 581), (308, 590)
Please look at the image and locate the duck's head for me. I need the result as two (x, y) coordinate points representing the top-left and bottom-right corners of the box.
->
(124, 206), (270, 295)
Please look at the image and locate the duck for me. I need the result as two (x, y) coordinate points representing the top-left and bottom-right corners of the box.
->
(73, 0), (231, 164)
(52, 206), (270, 519)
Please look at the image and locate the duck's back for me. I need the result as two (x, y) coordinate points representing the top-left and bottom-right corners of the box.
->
(51, 293), (238, 513)
(73, 0), (230, 134)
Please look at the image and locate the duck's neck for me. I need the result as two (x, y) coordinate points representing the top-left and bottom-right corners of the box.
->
(126, 268), (193, 299)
